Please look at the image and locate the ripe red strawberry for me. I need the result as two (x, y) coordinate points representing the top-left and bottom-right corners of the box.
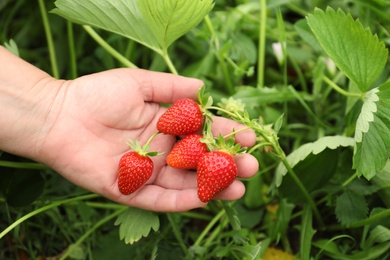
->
(157, 98), (203, 135)
(117, 151), (154, 195)
(166, 134), (208, 169)
(197, 151), (237, 203)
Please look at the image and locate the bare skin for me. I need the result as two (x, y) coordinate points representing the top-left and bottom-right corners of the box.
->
(0, 46), (258, 212)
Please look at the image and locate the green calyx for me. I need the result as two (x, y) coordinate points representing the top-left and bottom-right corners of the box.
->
(128, 132), (161, 157)
(197, 86), (214, 122)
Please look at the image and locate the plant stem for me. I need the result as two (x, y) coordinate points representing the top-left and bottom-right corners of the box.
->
(341, 172), (358, 187)
(84, 202), (126, 210)
(349, 208), (390, 228)
(0, 194), (100, 239)
(328, 208), (390, 230)
(144, 131), (161, 147)
(257, 0), (267, 88)
(247, 142), (273, 154)
(167, 213), (188, 255)
(38, 0), (59, 79)
(222, 126), (252, 140)
(279, 154), (325, 228)
(59, 207), (126, 260)
(67, 21), (77, 79)
(193, 209), (225, 246)
(204, 217), (229, 247)
(162, 51), (178, 75)
(204, 15), (235, 95)
(0, 160), (49, 170)
(82, 25), (138, 69)
(208, 103), (325, 228)
(180, 211), (211, 221)
(323, 76), (362, 98)
(288, 55), (307, 92)
(204, 15), (219, 49)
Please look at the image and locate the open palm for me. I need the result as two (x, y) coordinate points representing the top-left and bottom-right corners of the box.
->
(38, 69), (258, 212)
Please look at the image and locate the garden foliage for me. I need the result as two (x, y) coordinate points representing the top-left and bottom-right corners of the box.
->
(2, 0), (390, 259)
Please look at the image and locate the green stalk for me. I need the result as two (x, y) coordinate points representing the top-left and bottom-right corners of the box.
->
(38, 0), (59, 78)
(341, 172), (358, 187)
(180, 211), (212, 221)
(275, 7), (288, 87)
(82, 25), (137, 69)
(0, 160), (49, 170)
(162, 50), (179, 75)
(279, 153), (325, 228)
(285, 3), (309, 17)
(208, 105), (324, 227)
(59, 207), (126, 260)
(204, 15), (234, 95)
(349, 209), (390, 228)
(204, 15), (219, 49)
(288, 55), (307, 92)
(323, 76), (362, 98)
(257, 0), (267, 87)
(85, 202), (126, 210)
(0, 194), (100, 239)
(328, 208), (390, 231)
(67, 21), (77, 79)
(204, 217), (229, 247)
(167, 213), (188, 255)
(216, 55), (235, 95)
(193, 209), (225, 246)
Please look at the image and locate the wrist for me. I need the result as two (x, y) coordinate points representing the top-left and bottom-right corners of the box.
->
(0, 46), (65, 161)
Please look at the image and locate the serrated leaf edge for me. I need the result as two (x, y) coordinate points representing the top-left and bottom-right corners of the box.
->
(354, 88), (379, 142)
(275, 136), (355, 187)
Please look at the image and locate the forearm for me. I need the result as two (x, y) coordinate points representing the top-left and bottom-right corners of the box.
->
(0, 46), (62, 159)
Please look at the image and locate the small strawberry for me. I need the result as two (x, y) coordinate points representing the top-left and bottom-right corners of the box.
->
(117, 151), (154, 195)
(166, 134), (208, 169)
(117, 133), (160, 195)
(157, 98), (203, 135)
(197, 151), (237, 203)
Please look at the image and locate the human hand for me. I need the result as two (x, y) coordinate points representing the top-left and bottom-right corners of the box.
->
(37, 69), (259, 212)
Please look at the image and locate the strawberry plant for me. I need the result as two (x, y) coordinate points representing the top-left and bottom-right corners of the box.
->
(2, 0), (390, 259)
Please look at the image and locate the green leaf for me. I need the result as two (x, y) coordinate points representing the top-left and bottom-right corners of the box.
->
(275, 135), (355, 186)
(353, 83), (390, 179)
(278, 148), (340, 203)
(372, 160), (390, 207)
(114, 207), (159, 244)
(4, 39), (19, 56)
(366, 225), (390, 247)
(229, 242), (263, 260)
(234, 200), (264, 229)
(306, 7), (388, 91)
(335, 189), (368, 227)
(314, 237), (390, 260)
(138, 0), (214, 51)
(232, 86), (299, 106)
(52, 0), (214, 54)
(300, 205), (316, 260)
(222, 201), (241, 231)
(0, 167), (45, 207)
(269, 199), (294, 242)
(294, 19), (322, 52)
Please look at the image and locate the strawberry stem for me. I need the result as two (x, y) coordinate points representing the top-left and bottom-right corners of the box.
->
(144, 131), (161, 148)
(222, 126), (252, 140)
(128, 131), (161, 156)
(207, 102), (326, 227)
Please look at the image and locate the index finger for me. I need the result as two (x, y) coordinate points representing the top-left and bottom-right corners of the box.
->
(127, 69), (204, 104)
